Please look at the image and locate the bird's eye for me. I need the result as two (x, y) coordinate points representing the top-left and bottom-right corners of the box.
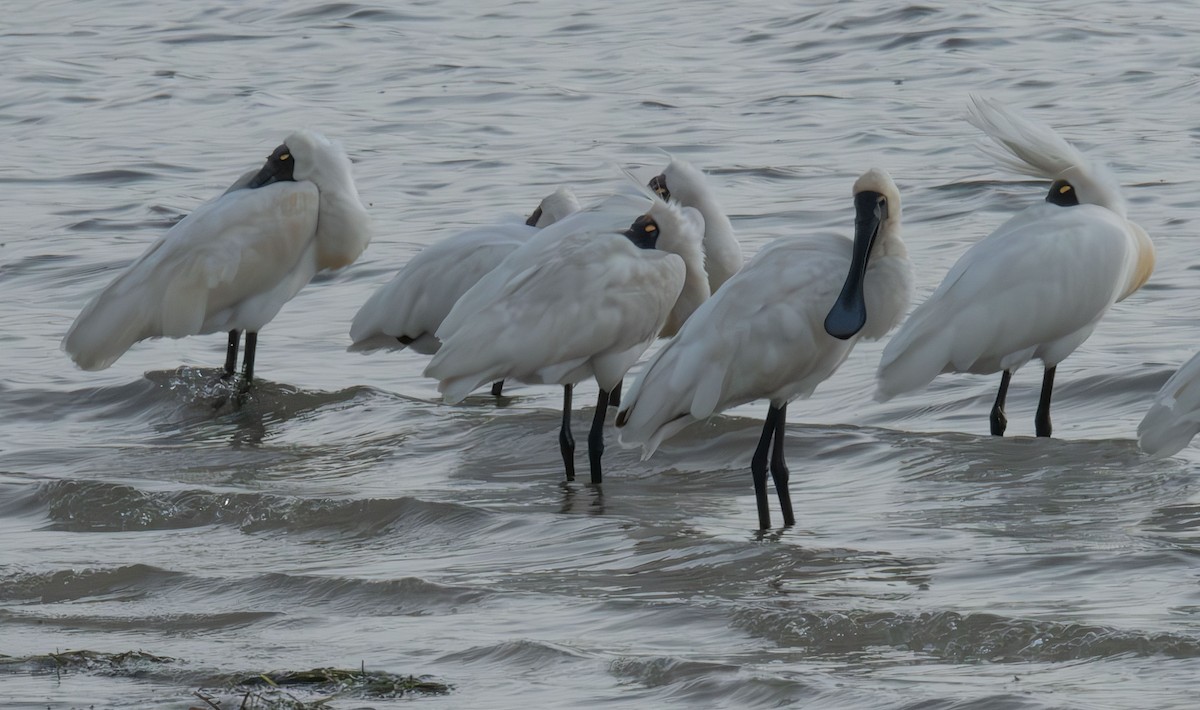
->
(1046, 179), (1079, 207)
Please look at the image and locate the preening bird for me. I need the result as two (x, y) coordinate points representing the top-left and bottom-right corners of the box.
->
(62, 130), (371, 389)
(648, 157), (743, 298)
(1138, 354), (1200, 458)
(616, 168), (912, 529)
(348, 187), (580, 396)
(875, 97), (1153, 437)
(425, 195), (708, 483)
(597, 157), (736, 410)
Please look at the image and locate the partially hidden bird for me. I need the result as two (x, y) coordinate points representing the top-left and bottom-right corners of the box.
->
(348, 187), (580, 396)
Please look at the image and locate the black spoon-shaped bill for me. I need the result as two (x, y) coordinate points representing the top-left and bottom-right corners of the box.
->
(824, 190), (886, 340)
(247, 144), (295, 189)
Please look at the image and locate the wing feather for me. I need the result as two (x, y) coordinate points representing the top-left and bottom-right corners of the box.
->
(426, 233), (684, 403)
(877, 203), (1132, 399)
(63, 183), (318, 370)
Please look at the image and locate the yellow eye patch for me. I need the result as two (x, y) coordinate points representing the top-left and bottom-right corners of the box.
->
(279, 153), (291, 161)
(1059, 184), (1072, 193)
(645, 224), (657, 232)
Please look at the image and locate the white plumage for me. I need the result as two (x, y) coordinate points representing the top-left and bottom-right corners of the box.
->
(1138, 354), (1200, 458)
(425, 195), (707, 482)
(63, 130), (371, 383)
(617, 168), (912, 528)
(649, 157), (743, 295)
(876, 97), (1153, 437)
(349, 187), (580, 355)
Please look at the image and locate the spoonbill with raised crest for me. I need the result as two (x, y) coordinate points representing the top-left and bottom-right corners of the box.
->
(875, 97), (1153, 437)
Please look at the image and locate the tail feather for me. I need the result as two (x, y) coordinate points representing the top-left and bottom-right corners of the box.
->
(617, 336), (722, 455)
(875, 330), (950, 402)
(1138, 352), (1200, 458)
(62, 285), (158, 371)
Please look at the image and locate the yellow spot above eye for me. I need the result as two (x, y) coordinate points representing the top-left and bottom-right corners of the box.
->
(645, 224), (657, 232)
(280, 153), (291, 161)
(1059, 184), (1072, 193)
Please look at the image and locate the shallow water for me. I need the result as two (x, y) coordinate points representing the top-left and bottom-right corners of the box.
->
(4, 0), (1200, 707)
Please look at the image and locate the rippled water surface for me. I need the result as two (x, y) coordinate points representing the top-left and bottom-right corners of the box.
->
(5, 1), (1200, 707)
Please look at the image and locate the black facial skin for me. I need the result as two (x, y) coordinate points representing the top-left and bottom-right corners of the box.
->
(824, 190), (887, 340)
(526, 206), (544, 227)
(1045, 179), (1079, 207)
(623, 214), (660, 249)
(247, 144), (295, 188)
(648, 174), (670, 201)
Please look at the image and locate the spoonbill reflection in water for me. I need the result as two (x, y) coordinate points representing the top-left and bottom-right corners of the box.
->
(616, 168), (912, 529)
(349, 187), (580, 396)
(425, 196), (707, 483)
(876, 97), (1153, 437)
(63, 130), (372, 391)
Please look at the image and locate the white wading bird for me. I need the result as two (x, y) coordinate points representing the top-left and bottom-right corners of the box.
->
(616, 168), (912, 529)
(425, 195), (708, 483)
(648, 157), (743, 296)
(1138, 355), (1200, 458)
(876, 97), (1153, 437)
(62, 130), (371, 389)
(348, 187), (580, 396)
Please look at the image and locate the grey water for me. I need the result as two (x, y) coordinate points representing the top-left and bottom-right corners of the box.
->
(4, 0), (1200, 707)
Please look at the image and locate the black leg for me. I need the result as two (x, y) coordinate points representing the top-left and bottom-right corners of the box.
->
(770, 403), (795, 527)
(750, 406), (781, 530)
(241, 331), (258, 387)
(608, 379), (622, 408)
(1035, 365), (1056, 437)
(588, 389), (611, 484)
(990, 369), (1012, 436)
(559, 384), (575, 481)
(490, 380), (505, 397)
(222, 330), (240, 379)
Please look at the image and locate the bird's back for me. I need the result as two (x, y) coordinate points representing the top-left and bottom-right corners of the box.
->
(427, 232), (685, 403)
(63, 183), (320, 370)
(876, 203), (1134, 399)
(618, 235), (865, 454)
(349, 223), (536, 354)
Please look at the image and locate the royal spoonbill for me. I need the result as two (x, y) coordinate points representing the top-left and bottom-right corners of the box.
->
(425, 196), (707, 483)
(348, 187), (580, 396)
(616, 168), (912, 529)
(875, 97), (1153, 437)
(1137, 354), (1200, 458)
(62, 130), (371, 389)
(648, 157), (743, 297)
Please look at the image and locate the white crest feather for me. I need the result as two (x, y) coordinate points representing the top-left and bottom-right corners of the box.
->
(966, 95), (1126, 218)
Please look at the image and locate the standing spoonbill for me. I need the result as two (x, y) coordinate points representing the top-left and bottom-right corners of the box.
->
(425, 195), (708, 483)
(875, 97), (1153, 437)
(616, 168), (912, 529)
(62, 130), (371, 390)
(348, 187), (580, 396)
